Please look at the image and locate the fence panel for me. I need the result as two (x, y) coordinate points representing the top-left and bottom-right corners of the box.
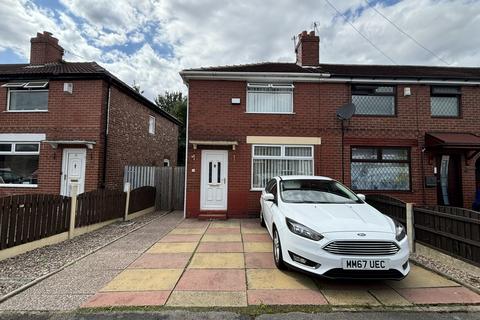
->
(414, 206), (480, 266)
(0, 194), (70, 249)
(365, 194), (407, 224)
(173, 167), (185, 210)
(76, 189), (125, 227)
(129, 186), (156, 214)
(124, 165), (156, 189)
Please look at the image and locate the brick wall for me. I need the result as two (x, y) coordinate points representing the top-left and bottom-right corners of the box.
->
(104, 86), (179, 190)
(0, 79), (105, 196)
(186, 80), (480, 217)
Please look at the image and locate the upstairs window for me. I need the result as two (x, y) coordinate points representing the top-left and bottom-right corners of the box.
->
(352, 84), (395, 116)
(148, 116), (156, 134)
(0, 142), (40, 186)
(2, 81), (49, 112)
(247, 83), (294, 113)
(431, 86), (460, 117)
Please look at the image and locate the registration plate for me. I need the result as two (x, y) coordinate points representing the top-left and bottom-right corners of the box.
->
(342, 259), (389, 270)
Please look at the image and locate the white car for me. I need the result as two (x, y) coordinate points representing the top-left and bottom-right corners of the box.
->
(259, 176), (410, 280)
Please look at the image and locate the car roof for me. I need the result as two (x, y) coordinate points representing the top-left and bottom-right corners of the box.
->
(277, 175), (333, 181)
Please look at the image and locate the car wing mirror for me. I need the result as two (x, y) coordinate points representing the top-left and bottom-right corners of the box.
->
(356, 193), (366, 201)
(263, 193), (275, 202)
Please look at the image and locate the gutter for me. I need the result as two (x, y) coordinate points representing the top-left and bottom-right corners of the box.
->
(101, 81), (111, 188)
(180, 71), (480, 86)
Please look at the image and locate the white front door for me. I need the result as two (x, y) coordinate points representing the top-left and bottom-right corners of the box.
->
(61, 148), (86, 196)
(200, 150), (228, 210)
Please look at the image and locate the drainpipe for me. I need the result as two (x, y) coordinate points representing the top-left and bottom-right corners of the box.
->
(101, 81), (112, 188)
(183, 84), (189, 219)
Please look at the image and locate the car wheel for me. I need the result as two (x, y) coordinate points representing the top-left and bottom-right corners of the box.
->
(259, 210), (266, 227)
(273, 227), (287, 270)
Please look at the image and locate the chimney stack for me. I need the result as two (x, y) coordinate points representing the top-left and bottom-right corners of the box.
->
(30, 31), (64, 65)
(295, 30), (319, 67)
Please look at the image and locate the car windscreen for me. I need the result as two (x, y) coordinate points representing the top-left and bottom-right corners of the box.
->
(280, 179), (362, 204)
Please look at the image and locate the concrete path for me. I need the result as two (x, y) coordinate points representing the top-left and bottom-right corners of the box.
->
(0, 211), (184, 311)
(81, 219), (480, 308)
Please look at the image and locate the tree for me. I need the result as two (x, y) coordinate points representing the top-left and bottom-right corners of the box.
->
(155, 91), (187, 166)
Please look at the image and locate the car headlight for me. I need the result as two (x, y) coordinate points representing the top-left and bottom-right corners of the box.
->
(286, 218), (323, 241)
(394, 220), (406, 241)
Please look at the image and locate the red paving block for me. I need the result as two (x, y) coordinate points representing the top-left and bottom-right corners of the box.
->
(245, 252), (276, 269)
(159, 234), (202, 243)
(129, 253), (191, 269)
(248, 289), (328, 305)
(197, 242), (244, 253)
(83, 291), (170, 307)
(398, 287), (480, 304)
(177, 221), (210, 229)
(243, 234), (271, 242)
(207, 227), (241, 234)
(175, 269), (246, 291)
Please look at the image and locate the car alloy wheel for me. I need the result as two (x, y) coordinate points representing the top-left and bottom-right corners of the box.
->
(273, 228), (287, 270)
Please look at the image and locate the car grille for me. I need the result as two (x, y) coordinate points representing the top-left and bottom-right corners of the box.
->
(323, 268), (405, 280)
(323, 241), (399, 256)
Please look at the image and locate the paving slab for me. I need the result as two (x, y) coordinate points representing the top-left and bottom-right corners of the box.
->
(248, 289), (328, 305)
(242, 234), (271, 242)
(321, 289), (381, 306)
(169, 228), (206, 235)
(147, 242), (197, 253)
(167, 291), (247, 307)
(210, 220), (241, 228)
(245, 252), (276, 269)
(247, 269), (316, 290)
(241, 228), (269, 234)
(101, 269), (183, 292)
(176, 221), (210, 229)
(369, 288), (412, 306)
(397, 287), (480, 304)
(196, 242), (244, 253)
(175, 269), (246, 291)
(244, 242), (272, 253)
(202, 234), (242, 242)
(158, 234), (202, 243)
(128, 253), (192, 269)
(387, 265), (459, 288)
(206, 227), (241, 234)
(83, 291), (171, 307)
(188, 253), (245, 269)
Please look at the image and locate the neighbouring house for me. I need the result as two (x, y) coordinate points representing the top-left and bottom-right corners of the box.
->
(0, 31), (181, 197)
(180, 30), (480, 219)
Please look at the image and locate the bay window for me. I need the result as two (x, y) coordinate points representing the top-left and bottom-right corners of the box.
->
(0, 142), (40, 187)
(350, 147), (410, 191)
(252, 145), (313, 189)
(247, 83), (294, 113)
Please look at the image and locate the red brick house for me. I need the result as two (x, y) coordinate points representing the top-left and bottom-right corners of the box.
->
(181, 30), (480, 219)
(0, 32), (181, 197)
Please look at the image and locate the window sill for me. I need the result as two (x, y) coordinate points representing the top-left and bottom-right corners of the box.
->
(353, 114), (396, 118)
(5, 110), (48, 113)
(250, 188), (264, 192)
(245, 112), (295, 115)
(0, 184), (38, 188)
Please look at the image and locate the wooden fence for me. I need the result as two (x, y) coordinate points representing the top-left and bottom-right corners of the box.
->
(366, 194), (480, 266)
(76, 189), (126, 227)
(128, 186), (156, 214)
(124, 166), (185, 211)
(0, 194), (70, 249)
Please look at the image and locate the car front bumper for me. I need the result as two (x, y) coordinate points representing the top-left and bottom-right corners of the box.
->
(278, 229), (410, 280)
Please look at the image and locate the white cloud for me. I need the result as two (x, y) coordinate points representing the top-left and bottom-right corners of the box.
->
(1, 0), (480, 100)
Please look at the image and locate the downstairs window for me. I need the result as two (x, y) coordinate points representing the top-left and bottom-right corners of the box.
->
(0, 142), (40, 186)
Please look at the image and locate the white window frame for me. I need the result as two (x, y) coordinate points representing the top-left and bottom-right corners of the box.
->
(246, 83), (294, 114)
(148, 115), (156, 134)
(250, 144), (314, 191)
(0, 142), (40, 188)
(7, 89), (49, 113)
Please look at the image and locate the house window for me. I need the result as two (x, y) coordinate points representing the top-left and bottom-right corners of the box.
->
(252, 145), (313, 189)
(163, 159), (170, 167)
(2, 81), (49, 112)
(246, 83), (294, 113)
(148, 116), (155, 134)
(351, 84), (395, 116)
(350, 147), (410, 191)
(0, 142), (40, 187)
(431, 86), (460, 117)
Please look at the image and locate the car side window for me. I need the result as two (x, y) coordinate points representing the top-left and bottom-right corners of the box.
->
(271, 183), (278, 202)
(265, 179), (276, 193)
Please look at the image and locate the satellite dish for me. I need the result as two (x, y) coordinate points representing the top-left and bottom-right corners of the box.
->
(336, 103), (356, 120)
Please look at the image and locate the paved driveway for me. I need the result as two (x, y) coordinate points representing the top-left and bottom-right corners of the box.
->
(83, 218), (480, 308)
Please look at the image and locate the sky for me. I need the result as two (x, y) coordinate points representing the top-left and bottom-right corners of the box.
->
(0, 0), (479, 100)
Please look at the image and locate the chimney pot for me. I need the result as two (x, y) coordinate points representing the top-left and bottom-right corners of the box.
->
(295, 29), (320, 67)
(30, 31), (64, 65)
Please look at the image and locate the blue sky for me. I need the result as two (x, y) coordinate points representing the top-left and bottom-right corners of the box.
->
(1, 0), (479, 99)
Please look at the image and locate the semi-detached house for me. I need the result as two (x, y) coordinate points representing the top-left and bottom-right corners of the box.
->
(181, 30), (480, 219)
(0, 32), (181, 197)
